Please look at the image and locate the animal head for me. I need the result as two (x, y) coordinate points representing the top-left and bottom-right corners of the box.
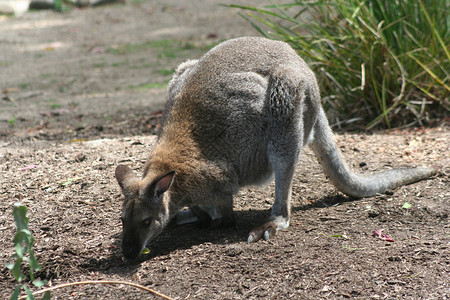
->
(115, 165), (175, 259)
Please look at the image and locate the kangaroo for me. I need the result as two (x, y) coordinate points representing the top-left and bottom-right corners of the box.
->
(115, 37), (437, 259)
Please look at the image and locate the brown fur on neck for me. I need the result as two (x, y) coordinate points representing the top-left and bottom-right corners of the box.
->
(142, 121), (236, 208)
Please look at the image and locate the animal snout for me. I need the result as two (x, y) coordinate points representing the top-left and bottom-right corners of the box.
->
(122, 237), (143, 260)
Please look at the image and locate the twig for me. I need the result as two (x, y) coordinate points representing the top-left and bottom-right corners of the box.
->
(19, 280), (173, 300)
(405, 271), (423, 279)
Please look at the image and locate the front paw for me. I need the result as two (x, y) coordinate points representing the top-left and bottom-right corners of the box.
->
(247, 222), (277, 243)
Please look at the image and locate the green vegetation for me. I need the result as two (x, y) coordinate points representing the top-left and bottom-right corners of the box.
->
(230, 0), (449, 129)
(47, 99), (62, 109)
(111, 61), (127, 68)
(8, 116), (16, 126)
(128, 82), (168, 90)
(6, 204), (50, 300)
(0, 60), (12, 67)
(53, 0), (63, 11)
(131, 0), (150, 4)
(108, 40), (174, 55)
(53, 0), (72, 12)
(5, 205), (169, 299)
(108, 39), (217, 59)
(92, 62), (108, 68)
(158, 68), (175, 76)
(19, 83), (30, 90)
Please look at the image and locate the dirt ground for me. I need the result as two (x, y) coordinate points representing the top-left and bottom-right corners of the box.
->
(0, 1), (449, 299)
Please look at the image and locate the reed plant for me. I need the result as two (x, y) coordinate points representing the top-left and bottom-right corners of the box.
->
(229, 0), (449, 129)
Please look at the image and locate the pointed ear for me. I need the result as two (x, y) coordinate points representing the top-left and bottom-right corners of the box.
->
(153, 170), (175, 197)
(115, 165), (137, 191)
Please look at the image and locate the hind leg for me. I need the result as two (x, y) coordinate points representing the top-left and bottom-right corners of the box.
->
(248, 65), (306, 242)
(247, 145), (299, 242)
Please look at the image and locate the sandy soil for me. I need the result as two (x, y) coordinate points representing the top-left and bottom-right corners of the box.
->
(1, 1), (449, 299)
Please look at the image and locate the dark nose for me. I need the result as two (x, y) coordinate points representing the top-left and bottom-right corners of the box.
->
(122, 236), (142, 260)
(122, 246), (141, 260)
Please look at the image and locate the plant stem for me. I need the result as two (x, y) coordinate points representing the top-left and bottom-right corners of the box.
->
(20, 280), (174, 300)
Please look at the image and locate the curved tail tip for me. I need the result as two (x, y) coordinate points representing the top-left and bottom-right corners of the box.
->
(410, 165), (439, 180)
(422, 165), (440, 176)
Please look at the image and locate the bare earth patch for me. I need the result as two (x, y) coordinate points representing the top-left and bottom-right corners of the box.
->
(0, 1), (449, 299)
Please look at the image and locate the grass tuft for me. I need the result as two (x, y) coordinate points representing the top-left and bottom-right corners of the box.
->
(229, 0), (449, 129)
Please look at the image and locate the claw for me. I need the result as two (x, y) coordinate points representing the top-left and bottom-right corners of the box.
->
(264, 225), (276, 240)
(247, 234), (255, 243)
(248, 222), (277, 243)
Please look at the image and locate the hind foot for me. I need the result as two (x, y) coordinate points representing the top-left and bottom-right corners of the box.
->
(247, 216), (289, 243)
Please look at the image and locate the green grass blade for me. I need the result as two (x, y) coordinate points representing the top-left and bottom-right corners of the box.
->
(418, 0), (450, 61)
(408, 54), (450, 92)
(238, 13), (270, 38)
(10, 285), (22, 300)
(23, 285), (34, 300)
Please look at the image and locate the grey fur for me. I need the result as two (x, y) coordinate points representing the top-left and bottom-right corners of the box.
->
(115, 37), (437, 258)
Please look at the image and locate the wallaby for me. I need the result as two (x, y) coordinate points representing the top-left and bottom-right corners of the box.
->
(115, 37), (437, 259)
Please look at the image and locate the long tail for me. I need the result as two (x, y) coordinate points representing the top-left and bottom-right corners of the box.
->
(309, 108), (437, 198)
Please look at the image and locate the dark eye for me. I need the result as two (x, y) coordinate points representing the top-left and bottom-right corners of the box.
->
(143, 218), (152, 227)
